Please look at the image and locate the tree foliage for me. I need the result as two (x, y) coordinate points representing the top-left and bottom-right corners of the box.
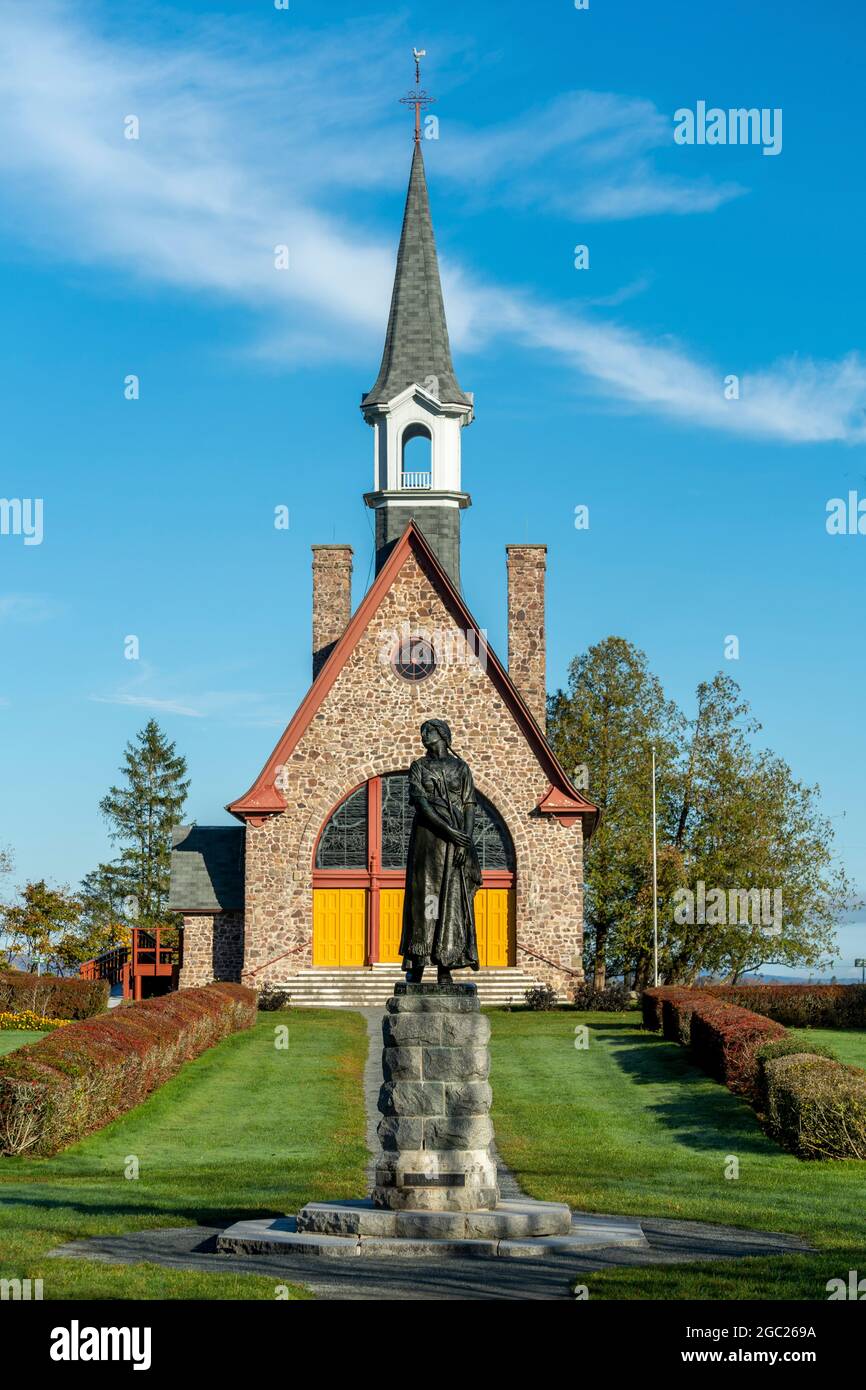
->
(548, 641), (855, 987)
(97, 719), (189, 933)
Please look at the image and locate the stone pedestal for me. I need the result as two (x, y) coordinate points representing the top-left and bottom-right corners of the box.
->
(372, 982), (499, 1214)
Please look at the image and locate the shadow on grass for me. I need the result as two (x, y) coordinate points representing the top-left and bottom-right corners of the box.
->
(596, 1023), (775, 1157)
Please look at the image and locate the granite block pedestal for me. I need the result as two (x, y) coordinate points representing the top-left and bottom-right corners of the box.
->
(218, 981), (575, 1259)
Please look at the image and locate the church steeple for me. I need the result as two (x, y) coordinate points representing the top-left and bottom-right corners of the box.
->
(362, 55), (473, 589)
(362, 143), (471, 412)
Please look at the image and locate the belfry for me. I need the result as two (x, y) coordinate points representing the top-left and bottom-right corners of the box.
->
(169, 58), (597, 1005)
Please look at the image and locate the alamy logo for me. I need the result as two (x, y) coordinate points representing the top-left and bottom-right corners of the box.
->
(0, 1277), (43, 1300)
(673, 882), (783, 935)
(49, 1321), (152, 1370)
(826, 1270), (866, 1300)
(674, 102), (782, 156)
(0, 497), (43, 545)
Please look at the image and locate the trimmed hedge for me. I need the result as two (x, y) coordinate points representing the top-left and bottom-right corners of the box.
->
(703, 983), (866, 1030)
(643, 986), (866, 1156)
(689, 1001), (786, 1100)
(0, 983), (257, 1156)
(765, 1053), (866, 1159)
(0, 970), (108, 1021)
(644, 985), (786, 1099)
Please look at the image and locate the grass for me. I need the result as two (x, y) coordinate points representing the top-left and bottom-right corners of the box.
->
(0, 1009), (368, 1300)
(488, 1010), (866, 1300)
(789, 1026), (866, 1069)
(0, 1030), (46, 1056)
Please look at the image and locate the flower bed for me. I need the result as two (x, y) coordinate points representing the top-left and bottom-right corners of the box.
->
(0, 1011), (70, 1032)
(0, 983), (257, 1156)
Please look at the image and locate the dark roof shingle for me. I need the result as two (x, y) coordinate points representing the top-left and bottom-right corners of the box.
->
(362, 143), (470, 409)
(169, 825), (244, 913)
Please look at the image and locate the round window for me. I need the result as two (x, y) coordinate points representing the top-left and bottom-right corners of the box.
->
(392, 634), (436, 682)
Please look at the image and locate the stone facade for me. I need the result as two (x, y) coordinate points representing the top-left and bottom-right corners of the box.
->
(312, 545), (353, 679)
(178, 911), (245, 989)
(241, 545), (584, 995)
(506, 545), (547, 730)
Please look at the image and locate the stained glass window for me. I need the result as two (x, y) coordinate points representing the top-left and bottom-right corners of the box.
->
(315, 784), (368, 868)
(381, 773), (413, 868)
(379, 773), (514, 872)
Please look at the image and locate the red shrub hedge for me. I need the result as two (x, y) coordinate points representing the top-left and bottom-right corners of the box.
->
(703, 984), (866, 1030)
(689, 1001), (786, 1100)
(0, 983), (257, 1155)
(0, 970), (108, 1020)
(643, 986), (786, 1100)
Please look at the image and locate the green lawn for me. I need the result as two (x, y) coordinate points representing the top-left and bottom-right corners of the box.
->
(789, 1026), (866, 1069)
(0, 1009), (368, 1300)
(0, 1030), (46, 1056)
(489, 1010), (866, 1299)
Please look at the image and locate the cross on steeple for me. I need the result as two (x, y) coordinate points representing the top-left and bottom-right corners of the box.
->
(399, 47), (436, 144)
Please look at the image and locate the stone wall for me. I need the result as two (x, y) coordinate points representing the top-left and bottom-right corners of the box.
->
(505, 545), (547, 730)
(242, 548), (583, 994)
(312, 545), (353, 679)
(178, 911), (245, 988)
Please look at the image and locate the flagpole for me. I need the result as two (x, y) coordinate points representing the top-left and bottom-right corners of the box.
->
(652, 745), (659, 988)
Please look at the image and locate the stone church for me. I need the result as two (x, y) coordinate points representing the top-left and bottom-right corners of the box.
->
(169, 135), (597, 1003)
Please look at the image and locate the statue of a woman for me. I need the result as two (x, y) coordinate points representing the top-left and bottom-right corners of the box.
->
(400, 720), (482, 984)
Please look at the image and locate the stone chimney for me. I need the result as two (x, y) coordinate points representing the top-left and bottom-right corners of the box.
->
(312, 545), (353, 679)
(506, 545), (547, 730)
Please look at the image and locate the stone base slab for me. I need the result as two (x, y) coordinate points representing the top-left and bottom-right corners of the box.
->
(217, 1205), (647, 1260)
(297, 1197), (571, 1240)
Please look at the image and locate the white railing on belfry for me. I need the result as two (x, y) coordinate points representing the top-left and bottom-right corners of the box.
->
(400, 471), (432, 490)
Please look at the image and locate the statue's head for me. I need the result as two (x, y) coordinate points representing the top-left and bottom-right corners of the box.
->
(421, 719), (452, 753)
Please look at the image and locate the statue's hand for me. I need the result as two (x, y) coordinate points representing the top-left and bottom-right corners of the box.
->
(451, 829), (471, 850)
(453, 844), (466, 867)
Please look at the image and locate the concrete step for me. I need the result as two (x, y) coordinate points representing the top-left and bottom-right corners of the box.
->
(267, 967), (553, 1008)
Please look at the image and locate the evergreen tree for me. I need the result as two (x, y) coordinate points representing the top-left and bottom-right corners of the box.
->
(98, 720), (189, 932)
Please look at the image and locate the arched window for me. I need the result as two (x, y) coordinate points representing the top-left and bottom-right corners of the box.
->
(315, 773), (514, 872)
(315, 783), (367, 868)
(400, 424), (432, 489)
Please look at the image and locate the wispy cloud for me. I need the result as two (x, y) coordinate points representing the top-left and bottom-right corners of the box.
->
(0, 594), (57, 623)
(89, 662), (285, 725)
(0, 3), (863, 443)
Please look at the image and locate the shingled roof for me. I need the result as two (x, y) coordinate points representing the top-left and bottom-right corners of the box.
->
(168, 825), (244, 913)
(362, 143), (471, 409)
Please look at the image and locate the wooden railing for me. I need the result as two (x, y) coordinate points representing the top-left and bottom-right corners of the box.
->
(80, 928), (177, 1001)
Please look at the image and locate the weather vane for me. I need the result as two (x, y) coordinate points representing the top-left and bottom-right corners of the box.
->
(399, 47), (436, 144)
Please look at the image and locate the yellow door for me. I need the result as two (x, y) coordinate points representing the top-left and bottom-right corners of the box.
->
(313, 889), (366, 966)
(475, 888), (514, 967)
(379, 888), (405, 963)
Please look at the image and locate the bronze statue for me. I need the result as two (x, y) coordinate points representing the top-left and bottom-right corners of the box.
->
(400, 720), (482, 984)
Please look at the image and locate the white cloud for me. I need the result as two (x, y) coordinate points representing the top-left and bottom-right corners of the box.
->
(0, 3), (863, 444)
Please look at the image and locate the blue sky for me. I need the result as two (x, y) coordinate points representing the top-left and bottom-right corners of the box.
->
(1, 0), (864, 976)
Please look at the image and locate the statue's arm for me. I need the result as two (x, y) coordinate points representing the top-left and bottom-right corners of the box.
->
(409, 762), (469, 845)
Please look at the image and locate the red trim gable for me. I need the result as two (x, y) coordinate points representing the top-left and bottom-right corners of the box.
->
(227, 522), (599, 835)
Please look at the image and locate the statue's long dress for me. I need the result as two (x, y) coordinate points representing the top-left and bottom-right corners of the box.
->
(400, 754), (481, 972)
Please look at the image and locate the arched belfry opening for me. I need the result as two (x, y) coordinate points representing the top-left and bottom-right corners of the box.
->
(400, 422), (432, 488)
(312, 772), (516, 968)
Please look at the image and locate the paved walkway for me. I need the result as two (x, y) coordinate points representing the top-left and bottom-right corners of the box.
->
(49, 1009), (812, 1299)
(50, 1219), (811, 1302)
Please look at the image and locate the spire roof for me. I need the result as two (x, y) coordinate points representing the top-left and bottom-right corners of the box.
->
(362, 143), (471, 409)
